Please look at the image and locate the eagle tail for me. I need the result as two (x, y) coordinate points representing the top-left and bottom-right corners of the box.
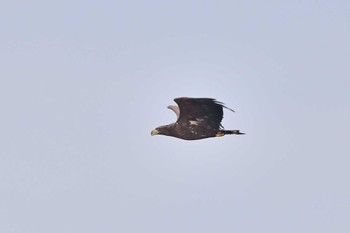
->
(221, 130), (245, 135)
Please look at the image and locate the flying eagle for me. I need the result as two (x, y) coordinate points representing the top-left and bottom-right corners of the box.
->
(151, 97), (244, 140)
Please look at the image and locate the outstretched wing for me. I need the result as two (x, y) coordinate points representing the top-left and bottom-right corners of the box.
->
(174, 97), (233, 129)
(167, 105), (180, 119)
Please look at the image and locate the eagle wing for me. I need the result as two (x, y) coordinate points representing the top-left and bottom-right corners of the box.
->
(174, 97), (233, 129)
(167, 105), (180, 119)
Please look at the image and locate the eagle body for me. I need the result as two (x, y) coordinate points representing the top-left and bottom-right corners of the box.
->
(151, 97), (244, 140)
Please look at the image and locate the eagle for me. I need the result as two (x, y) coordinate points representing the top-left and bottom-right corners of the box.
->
(151, 97), (244, 140)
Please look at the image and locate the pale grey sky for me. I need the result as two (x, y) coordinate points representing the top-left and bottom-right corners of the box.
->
(0, 1), (349, 233)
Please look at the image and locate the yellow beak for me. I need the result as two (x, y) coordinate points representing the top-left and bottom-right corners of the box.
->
(151, 129), (159, 136)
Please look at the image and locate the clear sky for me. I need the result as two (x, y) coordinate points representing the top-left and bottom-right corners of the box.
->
(0, 1), (349, 232)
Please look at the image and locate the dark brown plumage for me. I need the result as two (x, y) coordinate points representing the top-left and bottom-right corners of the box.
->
(151, 97), (244, 140)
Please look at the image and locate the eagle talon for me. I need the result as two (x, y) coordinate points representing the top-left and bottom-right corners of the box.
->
(216, 133), (225, 137)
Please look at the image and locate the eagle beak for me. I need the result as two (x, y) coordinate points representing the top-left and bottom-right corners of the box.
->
(151, 129), (159, 136)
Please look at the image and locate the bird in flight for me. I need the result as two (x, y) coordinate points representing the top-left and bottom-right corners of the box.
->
(151, 97), (244, 140)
